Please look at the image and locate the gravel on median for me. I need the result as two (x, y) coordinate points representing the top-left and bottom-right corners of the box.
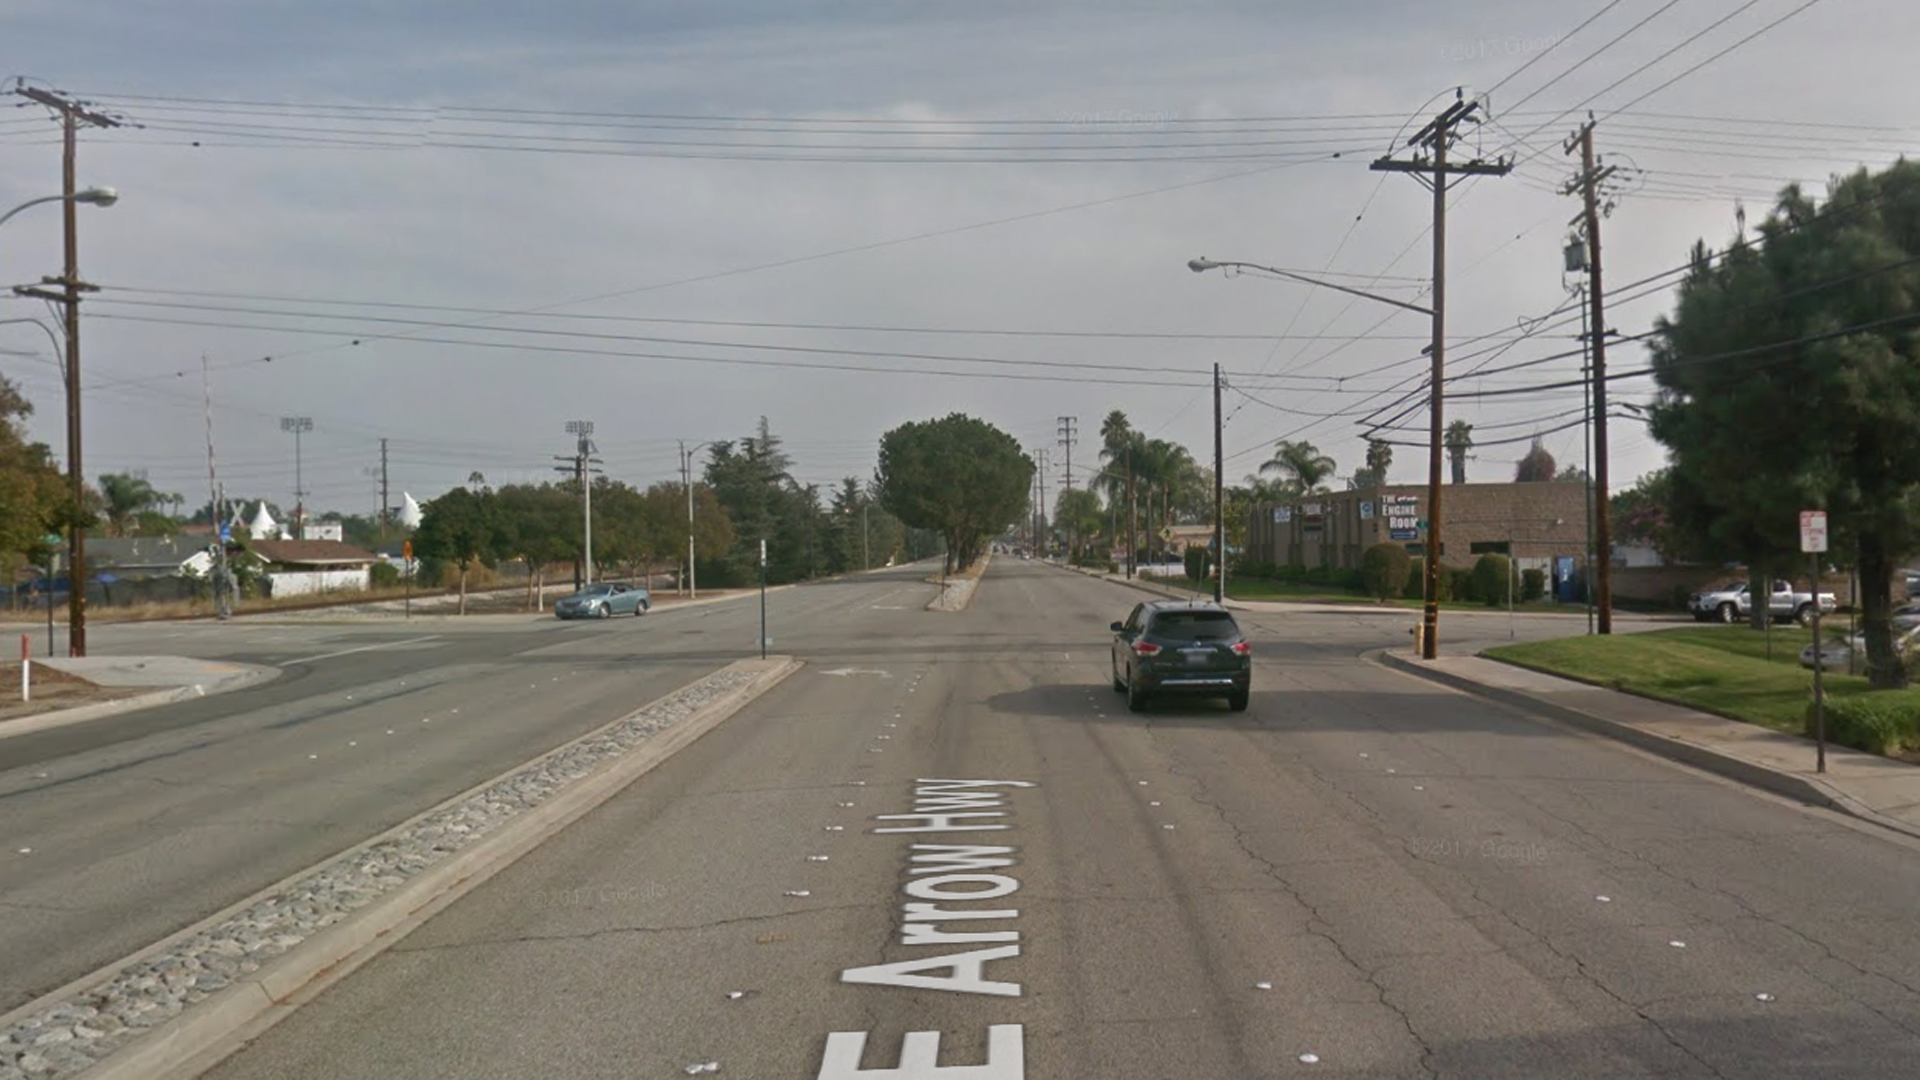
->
(0, 665), (765, 1080)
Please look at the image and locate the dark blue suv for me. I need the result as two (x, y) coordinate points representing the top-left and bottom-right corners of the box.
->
(1110, 600), (1252, 713)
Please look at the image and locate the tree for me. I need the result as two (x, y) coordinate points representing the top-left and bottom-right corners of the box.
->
(1556, 464), (1590, 483)
(494, 483), (576, 609)
(96, 472), (167, 537)
(1649, 160), (1920, 686)
(1514, 438), (1557, 482)
(647, 480), (733, 590)
(1350, 438), (1393, 489)
(1259, 440), (1336, 496)
(1444, 421), (1474, 484)
(0, 377), (68, 581)
(412, 486), (505, 614)
(705, 417), (820, 585)
(1053, 487), (1104, 561)
(876, 413), (1033, 573)
(1611, 469), (1685, 563)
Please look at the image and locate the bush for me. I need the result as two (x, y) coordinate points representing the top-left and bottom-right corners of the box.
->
(1107, 561), (1120, 574)
(1362, 543), (1412, 602)
(1335, 567), (1366, 592)
(1472, 554), (1513, 607)
(370, 561), (400, 589)
(1808, 693), (1920, 756)
(1446, 567), (1475, 603)
(1403, 561), (1425, 600)
(1302, 565), (1332, 586)
(1521, 568), (1546, 602)
(1183, 545), (1212, 582)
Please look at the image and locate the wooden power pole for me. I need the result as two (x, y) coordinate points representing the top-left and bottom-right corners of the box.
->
(12, 86), (119, 657)
(1371, 90), (1511, 660)
(1565, 116), (1618, 634)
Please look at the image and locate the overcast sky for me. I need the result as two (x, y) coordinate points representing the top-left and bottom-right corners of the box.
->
(4, 0), (1915, 525)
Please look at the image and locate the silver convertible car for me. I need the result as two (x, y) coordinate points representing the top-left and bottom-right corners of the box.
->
(554, 582), (651, 619)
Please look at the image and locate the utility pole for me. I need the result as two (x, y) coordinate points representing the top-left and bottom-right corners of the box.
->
(13, 86), (118, 657)
(202, 354), (232, 621)
(1058, 416), (1077, 558)
(280, 416), (312, 538)
(1214, 363), (1226, 603)
(1372, 89), (1512, 660)
(1565, 116), (1618, 635)
(680, 441), (692, 597)
(1126, 451), (1137, 579)
(378, 437), (391, 543)
(556, 421), (601, 590)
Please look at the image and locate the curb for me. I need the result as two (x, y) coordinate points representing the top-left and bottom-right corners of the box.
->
(925, 554), (992, 612)
(1375, 649), (1920, 841)
(1046, 561), (1215, 604)
(39, 655), (803, 1080)
(0, 665), (281, 742)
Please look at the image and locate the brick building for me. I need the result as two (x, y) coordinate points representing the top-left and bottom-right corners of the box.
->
(1245, 481), (1592, 579)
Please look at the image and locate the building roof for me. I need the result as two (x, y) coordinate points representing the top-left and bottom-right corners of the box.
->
(85, 536), (210, 571)
(250, 539), (377, 566)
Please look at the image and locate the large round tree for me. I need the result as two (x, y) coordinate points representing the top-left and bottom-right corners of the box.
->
(875, 414), (1033, 573)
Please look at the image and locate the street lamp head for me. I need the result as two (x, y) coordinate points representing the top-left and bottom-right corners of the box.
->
(1188, 257), (1221, 273)
(76, 186), (118, 208)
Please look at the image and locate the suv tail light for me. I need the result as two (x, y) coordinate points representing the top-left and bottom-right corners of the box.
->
(1230, 641), (1252, 656)
(1132, 641), (1162, 657)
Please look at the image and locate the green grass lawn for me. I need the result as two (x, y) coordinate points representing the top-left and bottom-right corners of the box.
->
(1483, 625), (1918, 735)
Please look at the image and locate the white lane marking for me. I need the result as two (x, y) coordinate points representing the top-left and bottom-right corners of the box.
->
(287, 635), (443, 664)
(823, 668), (893, 677)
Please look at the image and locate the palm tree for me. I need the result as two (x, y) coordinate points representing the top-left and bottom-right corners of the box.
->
(96, 471), (162, 537)
(1444, 421), (1474, 484)
(1258, 440), (1337, 497)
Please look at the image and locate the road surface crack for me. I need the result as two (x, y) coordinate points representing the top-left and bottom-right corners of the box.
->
(1151, 734), (1438, 1079)
(393, 902), (884, 954)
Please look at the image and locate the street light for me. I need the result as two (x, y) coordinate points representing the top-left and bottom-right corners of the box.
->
(680, 439), (722, 598)
(7, 184), (120, 658)
(0, 186), (117, 229)
(1191, 253), (1446, 654)
(1188, 257), (1434, 317)
(280, 417), (313, 538)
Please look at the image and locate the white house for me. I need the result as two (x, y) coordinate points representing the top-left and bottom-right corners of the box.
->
(249, 540), (378, 597)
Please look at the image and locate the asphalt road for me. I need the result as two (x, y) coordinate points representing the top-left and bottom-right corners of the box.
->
(198, 558), (1920, 1079)
(0, 568), (934, 1013)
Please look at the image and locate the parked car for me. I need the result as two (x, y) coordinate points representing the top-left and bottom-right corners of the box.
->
(1109, 600), (1251, 712)
(1688, 579), (1837, 625)
(1799, 625), (1920, 672)
(554, 582), (650, 619)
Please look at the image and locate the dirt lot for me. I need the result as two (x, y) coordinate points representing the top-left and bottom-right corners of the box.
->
(0, 662), (144, 723)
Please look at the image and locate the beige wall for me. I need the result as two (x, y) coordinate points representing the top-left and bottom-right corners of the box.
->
(1246, 482), (1591, 571)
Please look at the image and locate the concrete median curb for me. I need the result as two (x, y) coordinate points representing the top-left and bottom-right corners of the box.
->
(31, 655), (802, 1080)
(1374, 649), (1920, 841)
(0, 664), (280, 742)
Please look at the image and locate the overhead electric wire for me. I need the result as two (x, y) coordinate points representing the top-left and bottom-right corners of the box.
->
(1484, 0), (1627, 97)
(1495, 0), (1687, 118)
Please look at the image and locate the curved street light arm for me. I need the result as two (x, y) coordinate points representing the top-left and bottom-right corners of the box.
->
(1190, 256), (1435, 317)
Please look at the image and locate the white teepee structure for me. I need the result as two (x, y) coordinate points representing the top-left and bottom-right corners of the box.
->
(246, 502), (281, 541)
(399, 493), (423, 529)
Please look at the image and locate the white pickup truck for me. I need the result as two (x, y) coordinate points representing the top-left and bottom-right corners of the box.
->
(1688, 579), (1838, 625)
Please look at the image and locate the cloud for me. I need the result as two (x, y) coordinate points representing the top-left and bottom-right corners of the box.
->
(3, 0), (1915, 516)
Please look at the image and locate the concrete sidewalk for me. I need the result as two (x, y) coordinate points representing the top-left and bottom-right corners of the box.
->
(0, 656), (277, 740)
(1380, 649), (1920, 841)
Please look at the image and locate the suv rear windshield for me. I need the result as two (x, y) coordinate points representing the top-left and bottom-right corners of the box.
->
(1151, 611), (1239, 640)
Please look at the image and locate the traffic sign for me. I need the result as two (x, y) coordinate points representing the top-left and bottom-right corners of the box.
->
(41, 533), (60, 548)
(402, 539), (413, 561)
(1799, 510), (1828, 553)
